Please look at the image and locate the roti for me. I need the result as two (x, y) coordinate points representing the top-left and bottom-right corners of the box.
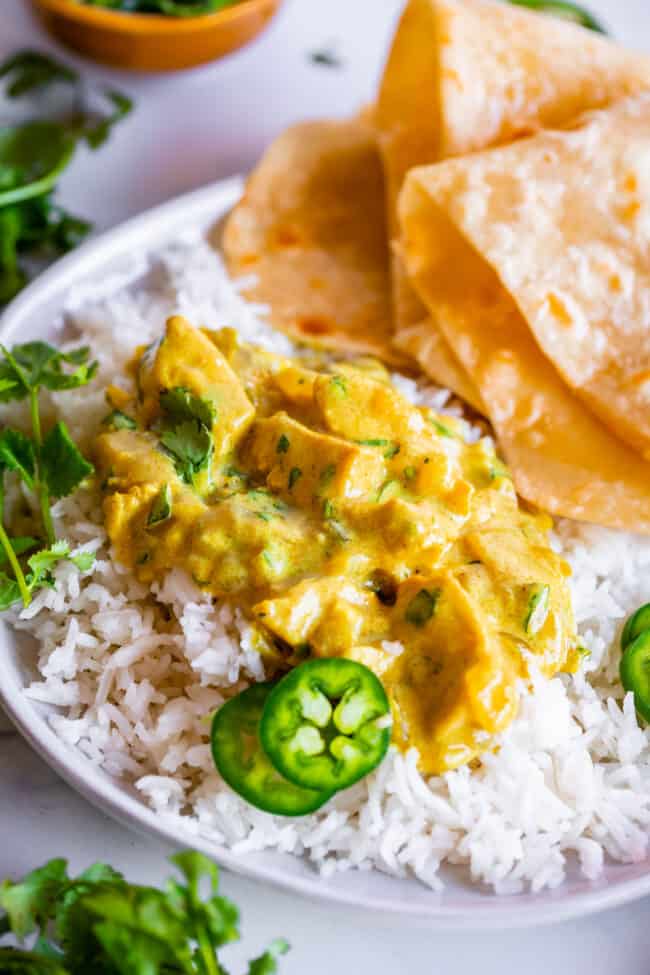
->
(401, 94), (650, 456)
(376, 0), (650, 400)
(222, 118), (405, 365)
(398, 139), (650, 533)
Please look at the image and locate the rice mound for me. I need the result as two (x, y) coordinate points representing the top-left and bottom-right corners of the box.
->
(7, 234), (650, 896)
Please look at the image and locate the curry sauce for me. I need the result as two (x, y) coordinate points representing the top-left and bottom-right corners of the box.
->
(95, 315), (578, 774)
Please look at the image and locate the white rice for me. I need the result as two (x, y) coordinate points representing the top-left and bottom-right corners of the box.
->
(7, 232), (650, 895)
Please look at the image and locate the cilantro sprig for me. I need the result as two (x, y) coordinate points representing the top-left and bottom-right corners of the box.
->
(0, 50), (133, 303)
(0, 340), (96, 609)
(0, 851), (288, 975)
(158, 386), (215, 486)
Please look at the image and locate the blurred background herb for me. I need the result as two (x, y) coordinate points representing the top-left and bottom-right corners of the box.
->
(0, 50), (132, 304)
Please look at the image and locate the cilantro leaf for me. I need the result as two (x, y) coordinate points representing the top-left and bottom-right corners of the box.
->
(0, 428), (35, 488)
(40, 422), (94, 498)
(83, 91), (134, 150)
(0, 50), (78, 98)
(160, 420), (212, 485)
(0, 571), (22, 611)
(147, 484), (172, 527)
(248, 939), (290, 975)
(0, 858), (69, 939)
(27, 540), (70, 583)
(0, 947), (69, 973)
(102, 410), (136, 431)
(69, 551), (95, 573)
(160, 386), (216, 429)
(0, 343), (96, 396)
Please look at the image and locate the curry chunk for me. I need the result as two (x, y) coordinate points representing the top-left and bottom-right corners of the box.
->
(138, 315), (255, 458)
(96, 317), (579, 776)
(384, 574), (519, 773)
(242, 413), (387, 508)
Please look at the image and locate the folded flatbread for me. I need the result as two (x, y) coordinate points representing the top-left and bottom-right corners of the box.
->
(399, 96), (650, 532)
(376, 0), (650, 404)
(222, 118), (404, 365)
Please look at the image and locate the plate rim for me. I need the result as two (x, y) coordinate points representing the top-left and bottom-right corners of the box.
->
(2, 176), (650, 928)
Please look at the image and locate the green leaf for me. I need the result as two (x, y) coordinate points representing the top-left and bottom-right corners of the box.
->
(0, 858), (69, 939)
(288, 467), (302, 490)
(247, 939), (290, 975)
(160, 386), (216, 430)
(27, 540), (70, 586)
(0, 536), (39, 567)
(0, 429), (36, 488)
(160, 420), (213, 485)
(0, 50), (78, 98)
(40, 422), (94, 498)
(276, 434), (290, 454)
(83, 92), (133, 150)
(0, 947), (70, 974)
(0, 571), (22, 610)
(102, 410), (136, 431)
(146, 484), (172, 527)
(0, 123), (76, 208)
(0, 342), (96, 394)
(69, 551), (95, 573)
(328, 374), (347, 398)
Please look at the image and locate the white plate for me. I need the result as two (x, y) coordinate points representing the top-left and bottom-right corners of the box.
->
(2, 178), (650, 929)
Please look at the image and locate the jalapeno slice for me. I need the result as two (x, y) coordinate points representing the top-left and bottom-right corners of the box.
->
(211, 683), (333, 817)
(508, 0), (606, 33)
(260, 659), (391, 794)
(621, 602), (650, 653)
(620, 630), (650, 724)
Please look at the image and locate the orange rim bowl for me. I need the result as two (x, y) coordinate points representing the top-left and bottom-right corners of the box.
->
(29, 0), (283, 72)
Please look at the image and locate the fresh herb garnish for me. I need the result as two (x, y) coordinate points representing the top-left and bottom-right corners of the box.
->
(159, 386), (216, 429)
(319, 463), (337, 488)
(102, 409), (137, 431)
(376, 479), (400, 503)
(429, 416), (456, 438)
(0, 341), (96, 608)
(404, 588), (440, 627)
(328, 374), (347, 398)
(355, 438), (400, 460)
(288, 467), (302, 490)
(0, 850), (289, 974)
(158, 388), (216, 486)
(147, 483), (172, 527)
(276, 433), (290, 454)
(0, 49), (132, 302)
(160, 421), (213, 485)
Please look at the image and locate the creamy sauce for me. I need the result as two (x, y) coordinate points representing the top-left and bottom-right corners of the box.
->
(95, 315), (578, 773)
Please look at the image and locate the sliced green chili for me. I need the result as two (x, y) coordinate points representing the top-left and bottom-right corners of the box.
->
(621, 602), (650, 653)
(260, 659), (391, 794)
(211, 683), (333, 817)
(620, 630), (650, 724)
(404, 588), (439, 627)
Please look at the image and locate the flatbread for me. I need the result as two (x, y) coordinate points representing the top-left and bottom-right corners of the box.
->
(399, 157), (650, 534)
(400, 94), (650, 456)
(222, 118), (405, 365)
(376, 0), (650, 402)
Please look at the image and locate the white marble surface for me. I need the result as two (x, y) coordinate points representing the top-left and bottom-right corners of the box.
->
(2, 0), (650, 970)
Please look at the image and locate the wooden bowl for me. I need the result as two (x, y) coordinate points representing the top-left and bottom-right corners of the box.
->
(29, 0), (283, 72)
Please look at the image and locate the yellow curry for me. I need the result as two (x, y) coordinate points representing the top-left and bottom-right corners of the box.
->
(95, 315), (578, 774)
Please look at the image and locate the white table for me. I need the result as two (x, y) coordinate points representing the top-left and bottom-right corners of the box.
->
(2, 0), (650, 970)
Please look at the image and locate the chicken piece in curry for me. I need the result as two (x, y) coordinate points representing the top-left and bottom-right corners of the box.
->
(95, 315), (578, 774)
